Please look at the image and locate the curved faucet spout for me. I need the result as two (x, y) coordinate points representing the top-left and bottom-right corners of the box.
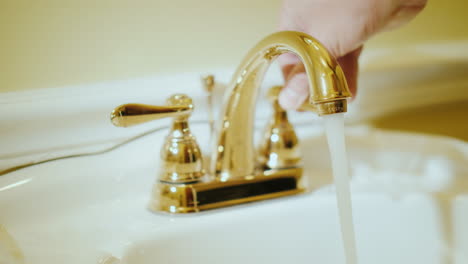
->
(212, 31), (352, 180)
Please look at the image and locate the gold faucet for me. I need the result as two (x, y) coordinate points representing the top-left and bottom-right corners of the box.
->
(213, 31), (351, 180)
(110, 31), (351, 213)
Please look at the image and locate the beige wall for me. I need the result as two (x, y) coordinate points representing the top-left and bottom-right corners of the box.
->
(1, 0), (467, 93)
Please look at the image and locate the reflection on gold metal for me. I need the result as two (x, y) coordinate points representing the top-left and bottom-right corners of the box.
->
(259, 86), (301, 169)
(111, 103), (192, 128)
(110, 31), (350, 213)
(212, 31), (351, 181)
(110, 94), (303, 213)
(111, 94), (204, 184)
(149, 167), (303, 213)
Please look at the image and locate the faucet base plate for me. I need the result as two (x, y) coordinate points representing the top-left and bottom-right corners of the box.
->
(149, 167), (303, 213)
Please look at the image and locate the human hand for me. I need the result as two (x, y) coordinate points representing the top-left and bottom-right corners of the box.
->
(278, 0), (427, 110)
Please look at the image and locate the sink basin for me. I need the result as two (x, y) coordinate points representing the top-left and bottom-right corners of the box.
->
(1, 121), (467, 264)
(123, 193), (454, 264)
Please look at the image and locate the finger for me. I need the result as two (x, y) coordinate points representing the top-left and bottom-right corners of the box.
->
(278, 63), (308, 110)
(278, 53), (301, 78)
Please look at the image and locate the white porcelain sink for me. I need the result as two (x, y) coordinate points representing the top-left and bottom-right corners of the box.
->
(1, 120), (467, 264)
(1, 56), (468, 263)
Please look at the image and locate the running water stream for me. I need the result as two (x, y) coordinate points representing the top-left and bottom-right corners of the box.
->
(323, 113), (358, 264)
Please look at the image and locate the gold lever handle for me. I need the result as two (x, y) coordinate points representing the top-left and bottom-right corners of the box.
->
(110, 94), (194, 127)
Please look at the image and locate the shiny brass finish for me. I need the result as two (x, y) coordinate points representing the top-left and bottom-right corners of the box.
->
(149, 167), (303, 213)
(160, 95), (204, 183)
(110, 93), (305, 213)
(110, 31), (351, 213)
(110, 104), (192, 127)
(110, 96), (193, 127)
(259, 86), (301, 169)
(111, 94), (204, 184)
(212, 31), (351, 180)
(159, 118), (204, 183)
